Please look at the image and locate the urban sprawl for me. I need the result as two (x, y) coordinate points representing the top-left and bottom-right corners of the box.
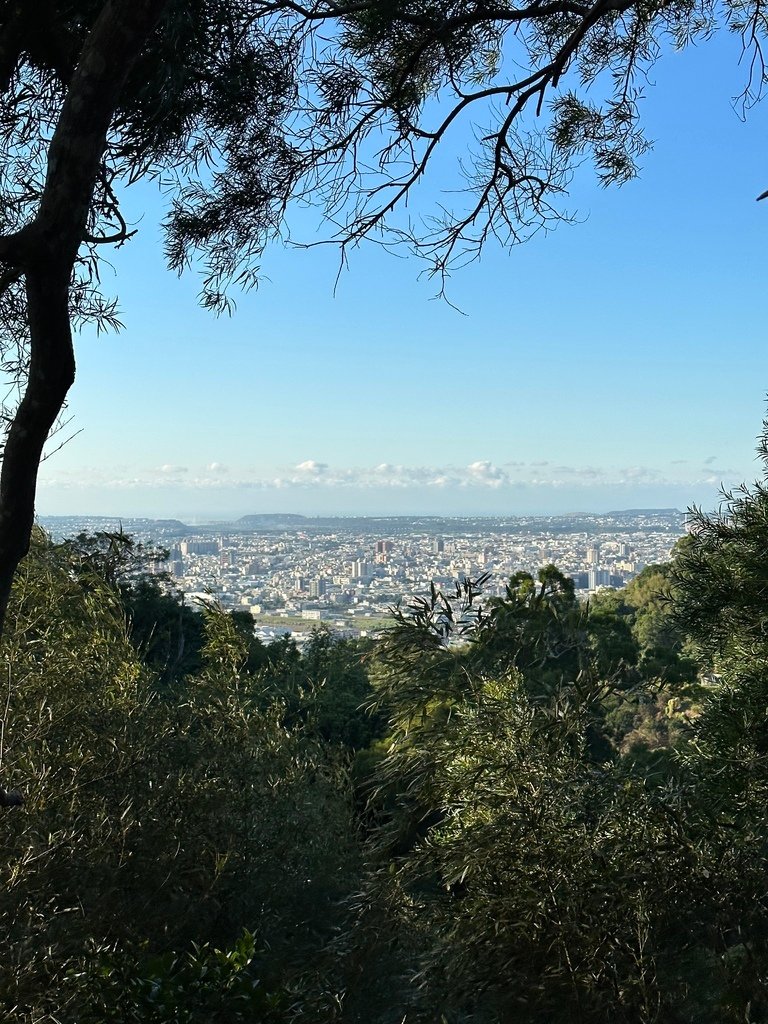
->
(41, 509), (685, 644)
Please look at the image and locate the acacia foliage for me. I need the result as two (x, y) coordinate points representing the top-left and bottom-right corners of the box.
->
(7, 518), (768, 1021)
(0, 530), (357, 1023)
(355, 562), (768, 1023)
(670, 428), (768, 678)
(2, 0), (765, 325)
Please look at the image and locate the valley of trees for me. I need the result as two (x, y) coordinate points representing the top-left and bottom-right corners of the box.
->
(2, 431), (768, 1021)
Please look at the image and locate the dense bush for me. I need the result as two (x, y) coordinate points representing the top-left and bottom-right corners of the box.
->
(5, 502), (768, 1023)
(0, 532), (357, 1023)
(351, 562), (768, 1023)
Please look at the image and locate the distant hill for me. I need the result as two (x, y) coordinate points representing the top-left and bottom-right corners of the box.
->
(147, 519), (189, 533)
(605, 508), (682, 516)
(38, 516), (190, 540)
(39, 509), (687, 541)
(235, 513), (310, 529)
(223, 510), (687, 537)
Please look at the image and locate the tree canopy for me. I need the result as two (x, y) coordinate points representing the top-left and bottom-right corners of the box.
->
(4, 498), (768, 1018)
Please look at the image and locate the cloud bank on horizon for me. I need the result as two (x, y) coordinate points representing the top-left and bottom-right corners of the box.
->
(39, 456), (746, 494)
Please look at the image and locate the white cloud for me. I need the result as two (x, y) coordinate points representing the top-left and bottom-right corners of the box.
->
(295, 460), (328, 475)
(467, 460), (506, 486)
(38, 457), (750, 494)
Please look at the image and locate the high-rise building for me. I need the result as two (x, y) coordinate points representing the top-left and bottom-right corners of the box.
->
(180, 539), (219, 556)
(351, 559), (369, 579)
(586, 545), (600, 564)
(588, 567), (611, 589)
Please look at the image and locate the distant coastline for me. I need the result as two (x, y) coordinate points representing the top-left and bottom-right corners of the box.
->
(38, 508), (685, 541)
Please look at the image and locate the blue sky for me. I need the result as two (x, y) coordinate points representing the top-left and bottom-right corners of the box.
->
(37, 27), (768, 520)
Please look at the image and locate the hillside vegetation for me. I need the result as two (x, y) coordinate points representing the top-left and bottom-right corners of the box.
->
(2, 462), (768, 1021)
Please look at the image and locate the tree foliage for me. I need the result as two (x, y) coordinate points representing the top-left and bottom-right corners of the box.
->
(356, 559), (768, 1022)
(7, 506), (768, 1020)
(670, 432), (768, 678)
(0, 531), (358, 1022)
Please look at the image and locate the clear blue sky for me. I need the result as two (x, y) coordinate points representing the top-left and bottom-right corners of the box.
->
(37, 28), (768, 520)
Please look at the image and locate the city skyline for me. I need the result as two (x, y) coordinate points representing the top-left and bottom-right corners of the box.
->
(40, 509), (683, 641)
(35, 30), (768, 519)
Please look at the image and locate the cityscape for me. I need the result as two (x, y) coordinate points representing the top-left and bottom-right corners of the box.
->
(40, 508), (685, 643)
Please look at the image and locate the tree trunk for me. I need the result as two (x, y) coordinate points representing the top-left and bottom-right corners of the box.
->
(0, 267), (74, 634)
(0, 0), (169, 641)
